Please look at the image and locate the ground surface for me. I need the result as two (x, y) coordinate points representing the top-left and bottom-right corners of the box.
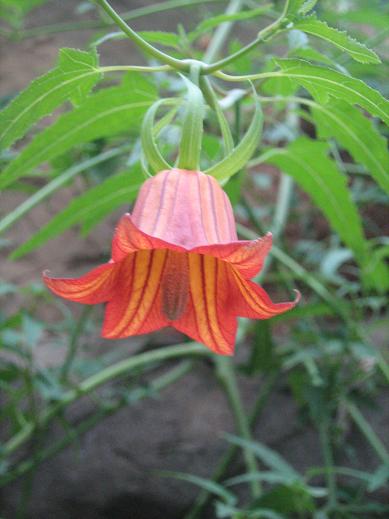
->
(0, 2), (388, 518)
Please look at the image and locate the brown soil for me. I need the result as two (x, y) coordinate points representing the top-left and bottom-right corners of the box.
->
(1, 2), (389, 519)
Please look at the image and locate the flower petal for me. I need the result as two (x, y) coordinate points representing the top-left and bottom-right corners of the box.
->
(111, 213), (183, 262)
(113, 214), (272, 281)
(43, 263), (118, 304)
(229, 267), (300, 319)
(102, 249), (169, 338)
(192, 233), (272, 279)
(131, 169), (237, 248)
(174, 254), (237, 355)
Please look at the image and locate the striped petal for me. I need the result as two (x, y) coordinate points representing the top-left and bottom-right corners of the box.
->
(192, 233), (272, 279)
(102, 249), (169, 338)
(174, 254), (237, 355)
(112, 214), (272, 281)
(111, 213), (183, 262)
(131, 169), (237, 247)
(43, 263), (118, 304)
(229, 267), (300, 319)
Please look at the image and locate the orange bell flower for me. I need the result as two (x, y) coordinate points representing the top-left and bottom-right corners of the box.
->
(44, 169), (299, 355)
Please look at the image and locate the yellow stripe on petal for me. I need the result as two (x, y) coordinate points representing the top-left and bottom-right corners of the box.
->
(43, 262), (118, 304)
(231, 267), (298, 319)
(103, 249), (168, 338)
(186, 254), (234, 355)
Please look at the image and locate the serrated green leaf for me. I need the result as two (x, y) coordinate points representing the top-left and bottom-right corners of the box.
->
(11, 167), (144, 259)
(309, 100), (389, 196)
(286, 0), (305, 17)
(263, 138), (368, 264)
(274, 59), (389, 124)
(286, 0), (317, 17)
(326, 7), (389, 31)
(289, 46), (334, 66)
(0, 48), (102, 150)
(0, 75), (156, 190)
(298, 0), (318, 15)
(294, 15), (380, 64)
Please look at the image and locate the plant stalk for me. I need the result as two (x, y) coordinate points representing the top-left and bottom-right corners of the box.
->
(215, 357), (261, 498)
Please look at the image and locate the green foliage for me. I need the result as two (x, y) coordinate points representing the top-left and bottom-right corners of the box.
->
(0, 0), (48, 25)
(191, 5), (273, 39)
(206, 92), (263, 182)
(264, 137), (368, 264)
(0, 48), (102, 150)
(0, 1), (388, 519)
(274, 59), (389, 124)
(294, 15), (380, 64)
(309, 100), (389, 196)
(11, 166), (144, 259)
(0, 75), (156, 189)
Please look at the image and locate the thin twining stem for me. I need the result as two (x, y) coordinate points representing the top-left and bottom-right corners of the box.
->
(94, 0), (290, 75)
(202, 0), (290, 74)
(94, 0), (188, 71)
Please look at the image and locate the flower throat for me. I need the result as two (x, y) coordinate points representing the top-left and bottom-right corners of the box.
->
(161, 250), (190, 321)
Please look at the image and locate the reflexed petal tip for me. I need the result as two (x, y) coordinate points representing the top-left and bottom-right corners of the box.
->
(230, 266), (301, 320)
(42, 168), (301, 355)
(42, 262), (118, 304)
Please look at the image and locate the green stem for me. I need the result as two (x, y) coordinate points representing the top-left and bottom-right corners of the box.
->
(257, 103), (296, 281)
(346, 401), (389, 466)
(177, 66), (205, 170)
(272, 175), (293, 240)
(3, 343), (207, 457)
(319, 421), (337, 509)
(94, 0), (188, 71)
(203, 0), (289, 74)
(214, 70), (283, 82)
(60, 306), (93, 383)
(100, 65), (172, 74)
(215, 357), (261, 498)
(0, 361), (194, 487)
(184, 372), (278, 519)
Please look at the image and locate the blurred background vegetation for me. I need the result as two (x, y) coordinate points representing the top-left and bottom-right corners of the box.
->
(0, 1), (388, 518)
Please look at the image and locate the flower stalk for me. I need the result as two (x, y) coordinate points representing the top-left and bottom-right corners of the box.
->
(215, 356), (262, 498)
(94, 0), (291, 75)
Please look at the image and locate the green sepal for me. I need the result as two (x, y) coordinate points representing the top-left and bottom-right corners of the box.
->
(206, 86), (263, 183)
(200, 76), (234, 155)
(177, 73), (205, 171)
(141, 98), (179, 174)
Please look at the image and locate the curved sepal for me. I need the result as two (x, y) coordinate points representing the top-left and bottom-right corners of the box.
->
(205, 86), (263, 183)
(141, 98), (178, 174)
